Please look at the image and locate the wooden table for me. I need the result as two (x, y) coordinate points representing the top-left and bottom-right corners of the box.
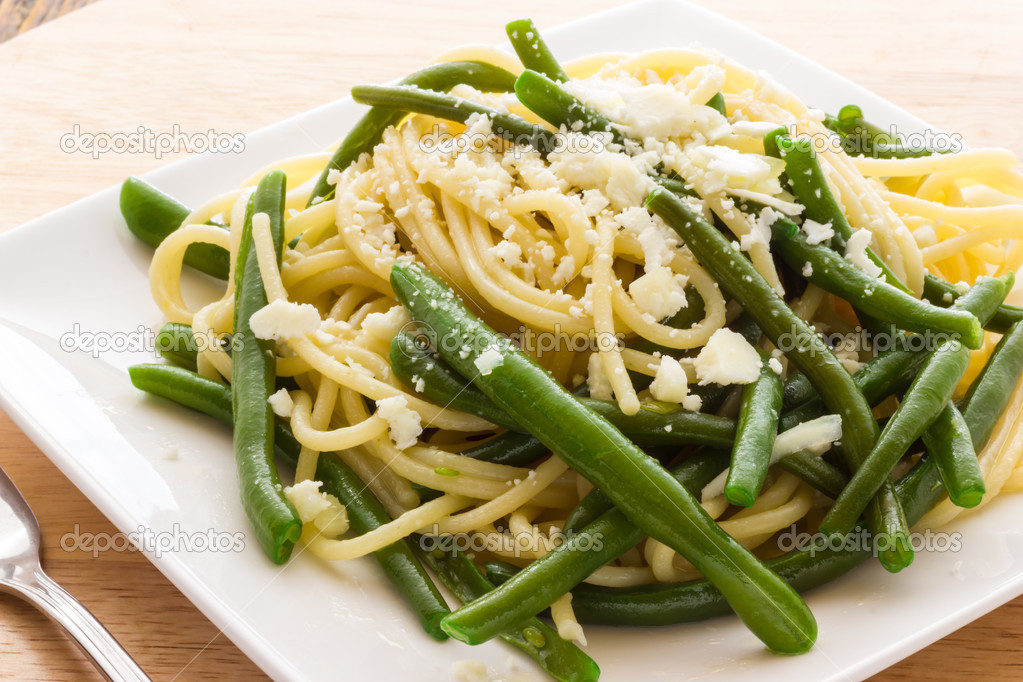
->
(0, 0), (1020, 679)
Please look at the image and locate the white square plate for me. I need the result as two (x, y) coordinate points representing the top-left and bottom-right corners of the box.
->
(2, 1), (1021, 679)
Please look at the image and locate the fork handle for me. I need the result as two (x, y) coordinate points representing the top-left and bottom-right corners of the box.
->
(13, 568), (150, 681)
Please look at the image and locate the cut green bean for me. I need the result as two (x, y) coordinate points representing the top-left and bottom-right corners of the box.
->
(923, 272), (1023, 335)
(505, 18), (569, 83)
(725, 354), (783, 508)
(771, 216), (984, 348)
(120, 176), (230, 279)
(154, 322), (200, 371)
(514, 69), (625, 146)
(962, 321), (1023, 449)
(705, 92), (727, 117)
(922, 403), (983, 508)
(231, 171), (301, 564)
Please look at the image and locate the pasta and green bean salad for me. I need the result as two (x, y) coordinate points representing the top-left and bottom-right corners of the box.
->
(120, 18), (1023, 680)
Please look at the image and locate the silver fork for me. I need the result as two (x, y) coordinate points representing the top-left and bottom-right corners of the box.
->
(0, 464), (150, 681)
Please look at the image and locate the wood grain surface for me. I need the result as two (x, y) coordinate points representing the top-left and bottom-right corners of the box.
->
(0, 1), (1020, 680)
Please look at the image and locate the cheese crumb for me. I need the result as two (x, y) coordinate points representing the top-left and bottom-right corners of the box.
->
(802, 262), (813, 278)
(801, 219), (834, 246)
(649, 356), (689, 403)
(694, 328), (762, 385)
(474, 345), (504, 376)
(250, 299), (321, 341)
(628, 267), (688, 319)
(375, 396), (423, 450)
(844, 228), (884, 278)
(283, 480), (349, 536)
(768, 357), (784, 375)
(267, 388), (294, 418)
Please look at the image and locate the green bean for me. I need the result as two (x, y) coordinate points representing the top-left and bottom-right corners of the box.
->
(771, 135), (910, 293)
(923, 272), (1023, 334)
(390, 260), (817, 654)
(725, 354), (783, 507)
(514, 69), (625, 145)
(154, 322), (200, 371)
(119, 176), (230, 279)
(505, 18), (569, 83)
(389, 332), (522, 431)
(418, 546), (598, 682)
(705, 92), (727, 117)
(922, 403), (983, 508)
(829, 105), (953, 158)
(350, 85), (559, 155)
(307, 61), (516, 205)
(231, 171), (301, 564)
(126, 364), (451, 638)
(820, 275), (1010, 535)
(962, 321), (1023, 449)
(645, 186), (912, 572)
(775, 450), (848, 499)
(460, 430), (550, 467)
(771, 216), (984, 348)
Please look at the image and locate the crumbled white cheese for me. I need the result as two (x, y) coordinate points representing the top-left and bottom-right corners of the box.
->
(681, 394), (703, 412)
(730, 120), (785, 138)
(267, 388), (294, 418)
(375, 396), (423, 450)
(284, 480), (349, 536)
(768, 357), (784, 375)
(360, 305), (410, 344)
(801, 219), (834, 246)
(693, 328), (762, 385)
(740, 206), (777, 251)
(249, 299), (322, 341)
(649, 356), (689, 402)
(587, 353), (613, 400)
(489, 239), (523, 267)
(474, 345), (504, 376)
(802, 262), (813, 278)
(845, 228), (884, 278)
(628, 267), (689, 320)
(687, 145), (784, 195)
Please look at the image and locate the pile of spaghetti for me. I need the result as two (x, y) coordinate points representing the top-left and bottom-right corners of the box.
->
(124, 17), (1023, 680)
